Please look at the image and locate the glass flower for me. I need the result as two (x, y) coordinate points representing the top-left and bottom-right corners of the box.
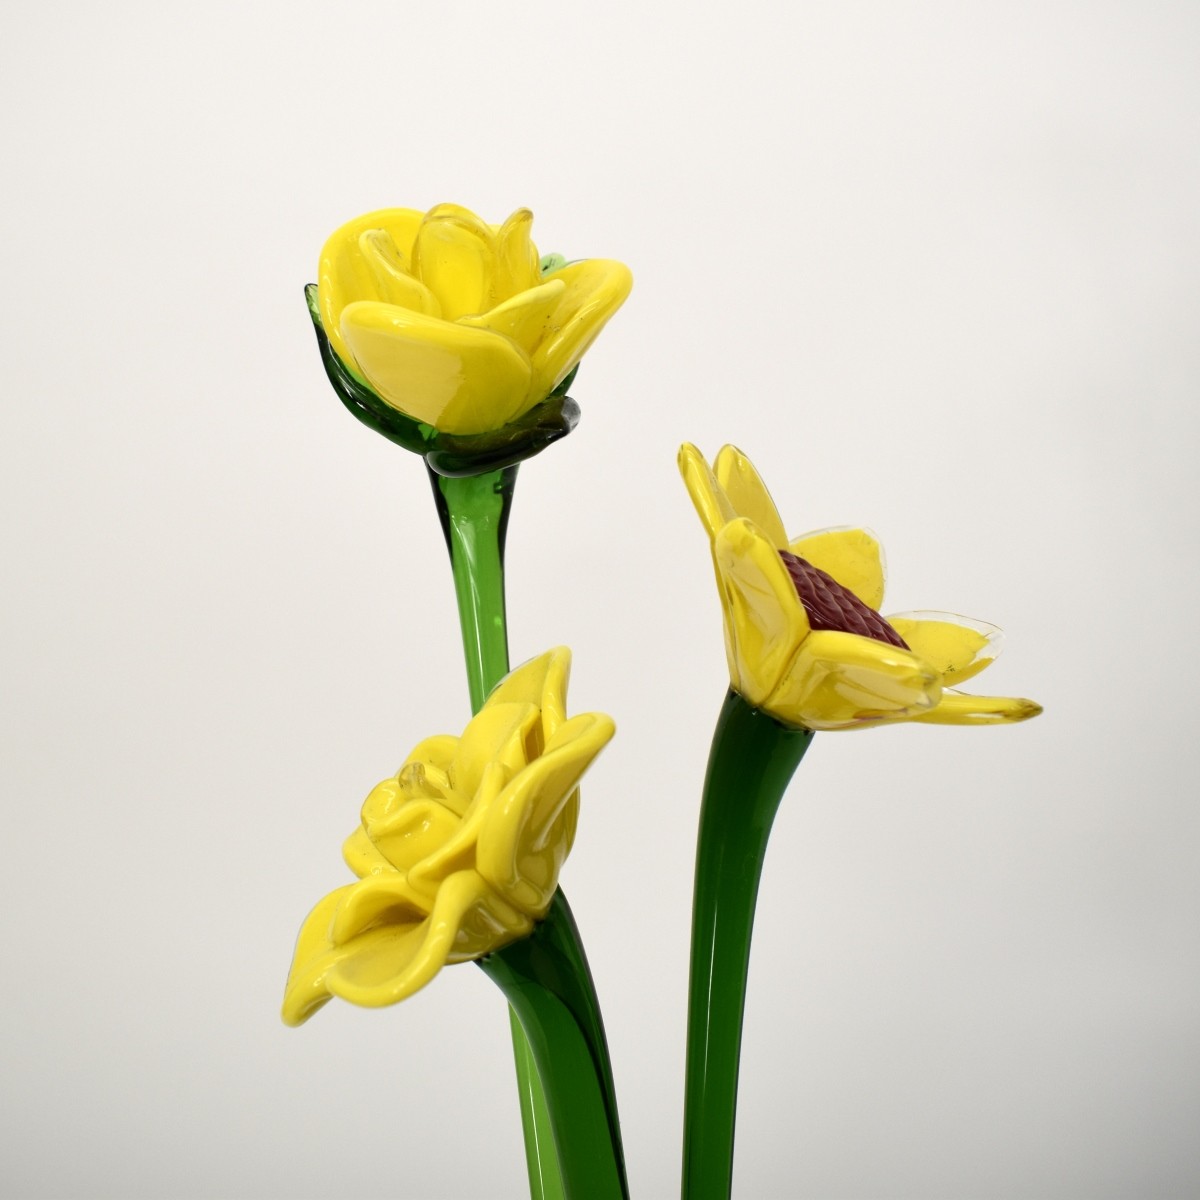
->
(678, 443), (1042, 732)
(315, 204), (632, 436)
(282, 648), (614, 1026)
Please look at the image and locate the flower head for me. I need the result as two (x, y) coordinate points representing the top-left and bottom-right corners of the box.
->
(282, 648), (614, 1026)
(316, 204), (632, 436)
(679, 444), (1042, 731)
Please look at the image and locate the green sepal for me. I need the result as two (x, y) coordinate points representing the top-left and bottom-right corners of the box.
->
(305, 284), (431, 455)
(424, 394), (580, 478)
(305, 284), (581, 478)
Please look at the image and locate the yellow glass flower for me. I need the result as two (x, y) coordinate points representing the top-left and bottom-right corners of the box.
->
(282, 648), (614, 1026)
(679, 444), (1043, 732)
(316, 204), (633, 436)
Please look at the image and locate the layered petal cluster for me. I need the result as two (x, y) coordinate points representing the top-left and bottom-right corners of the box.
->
(283, 649), (614, 1026)
(317, 204), (632, 436)
(679, 444), (1042, 731)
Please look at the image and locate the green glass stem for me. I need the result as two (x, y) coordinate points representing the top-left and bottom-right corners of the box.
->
(682, 689), (815, 1200)
(507, 1006), (558, 1198)
(428, 464), (627, 1200)
(429, 465), (517, 714)
(480, 893), (630, 1200)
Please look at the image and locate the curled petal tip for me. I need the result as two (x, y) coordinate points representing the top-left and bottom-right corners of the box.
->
(915, 691), (1044, 726)
(677, 442), (704, 475)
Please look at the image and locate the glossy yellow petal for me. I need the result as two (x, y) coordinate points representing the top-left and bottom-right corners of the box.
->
(528, 258), (633, 397)
(411, 204), (496, 320)
(405, 733), (459, 770)
(911, 691), (1043, 725)
(767, 630), (941, 731)
(395, 733), (462, 809)
(678, 443), (738, 542)
(339, 301), (534, 434)
(331, 871), (526, 998)
(886, 612), (1002, 686)
(714, 445), (789, 550)
(356, 745), (458, 829)
(358, 775), (404, 826)
(342, 825), (392, 878)
(281, 885), (356, 1025)
(459, 278), (568, 356)
(713, 518), (810, 710)
(450, 701), (540, 797)
(364, 797), (463, 876)
(491, 207), (542, 305)
(283, 871), (530, 1025)
(477, 713), (616, 917)
(317, 207), (426, 371)
(328, 869), (432, 945)
(406, 761), (507, 898)
(437, 873), (533, 963)
(789, 527), (886, 611)
(485, 647), (571, 745)
(357, 229), (442, 318)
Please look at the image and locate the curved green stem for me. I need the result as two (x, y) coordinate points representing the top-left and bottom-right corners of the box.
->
(480, 893), (630, 1200)
(682, 690), (815, 1200)
(428, 464), (627, 1200)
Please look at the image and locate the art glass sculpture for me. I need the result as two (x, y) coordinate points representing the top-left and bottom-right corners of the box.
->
(284, 202), (1042, 1200)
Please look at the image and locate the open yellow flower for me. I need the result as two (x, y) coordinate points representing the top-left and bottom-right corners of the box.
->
(316, 204), (632, 436)
(282, 648), (614, 1026)
(679, 444), (1042, 732)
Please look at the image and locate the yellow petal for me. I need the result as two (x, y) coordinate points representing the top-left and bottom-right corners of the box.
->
(491, 207), (542, 305)
(459, 278), (568, 356)
(528, 258), (633, 397)
(342, 825), (393, 878)
(678, 443), (737, 542)
(317, 207), (427, 372)
(328, 870), (432, 945)
(485, 647), (571, 746)
(405, 734), (458, 772)
(281, 883), (358, 1026)
(714, 445), (789, 550)
(393, 733), (462, 811)
(358, 776), (404, 826)
(911, 691), (1043, 725)
(283, 871), (530, 1024)
(789, 527), (887, 611)
(450, 701), (540, 797)
(437, 873), (533, 964)
(476, 712), (616, 917)
(885, 612), (1002, 686)
(411, 204), (495, 320)
(330, 871), (525, 1000)
(339, 301), (534, 434)
(406, 761), (508, 897)
(713, 518), (810, 709)
(363, 797), (463, 876)
(766, 630), (941, 731)
(357, 230), (442, 318)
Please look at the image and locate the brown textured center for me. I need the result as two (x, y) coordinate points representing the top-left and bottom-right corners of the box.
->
(780, 551), (909, 649)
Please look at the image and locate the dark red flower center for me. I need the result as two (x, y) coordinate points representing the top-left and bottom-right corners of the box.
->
(779, 551), (909, 649)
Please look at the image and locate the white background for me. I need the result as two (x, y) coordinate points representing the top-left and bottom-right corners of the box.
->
(2, 2), (1198, 1197)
